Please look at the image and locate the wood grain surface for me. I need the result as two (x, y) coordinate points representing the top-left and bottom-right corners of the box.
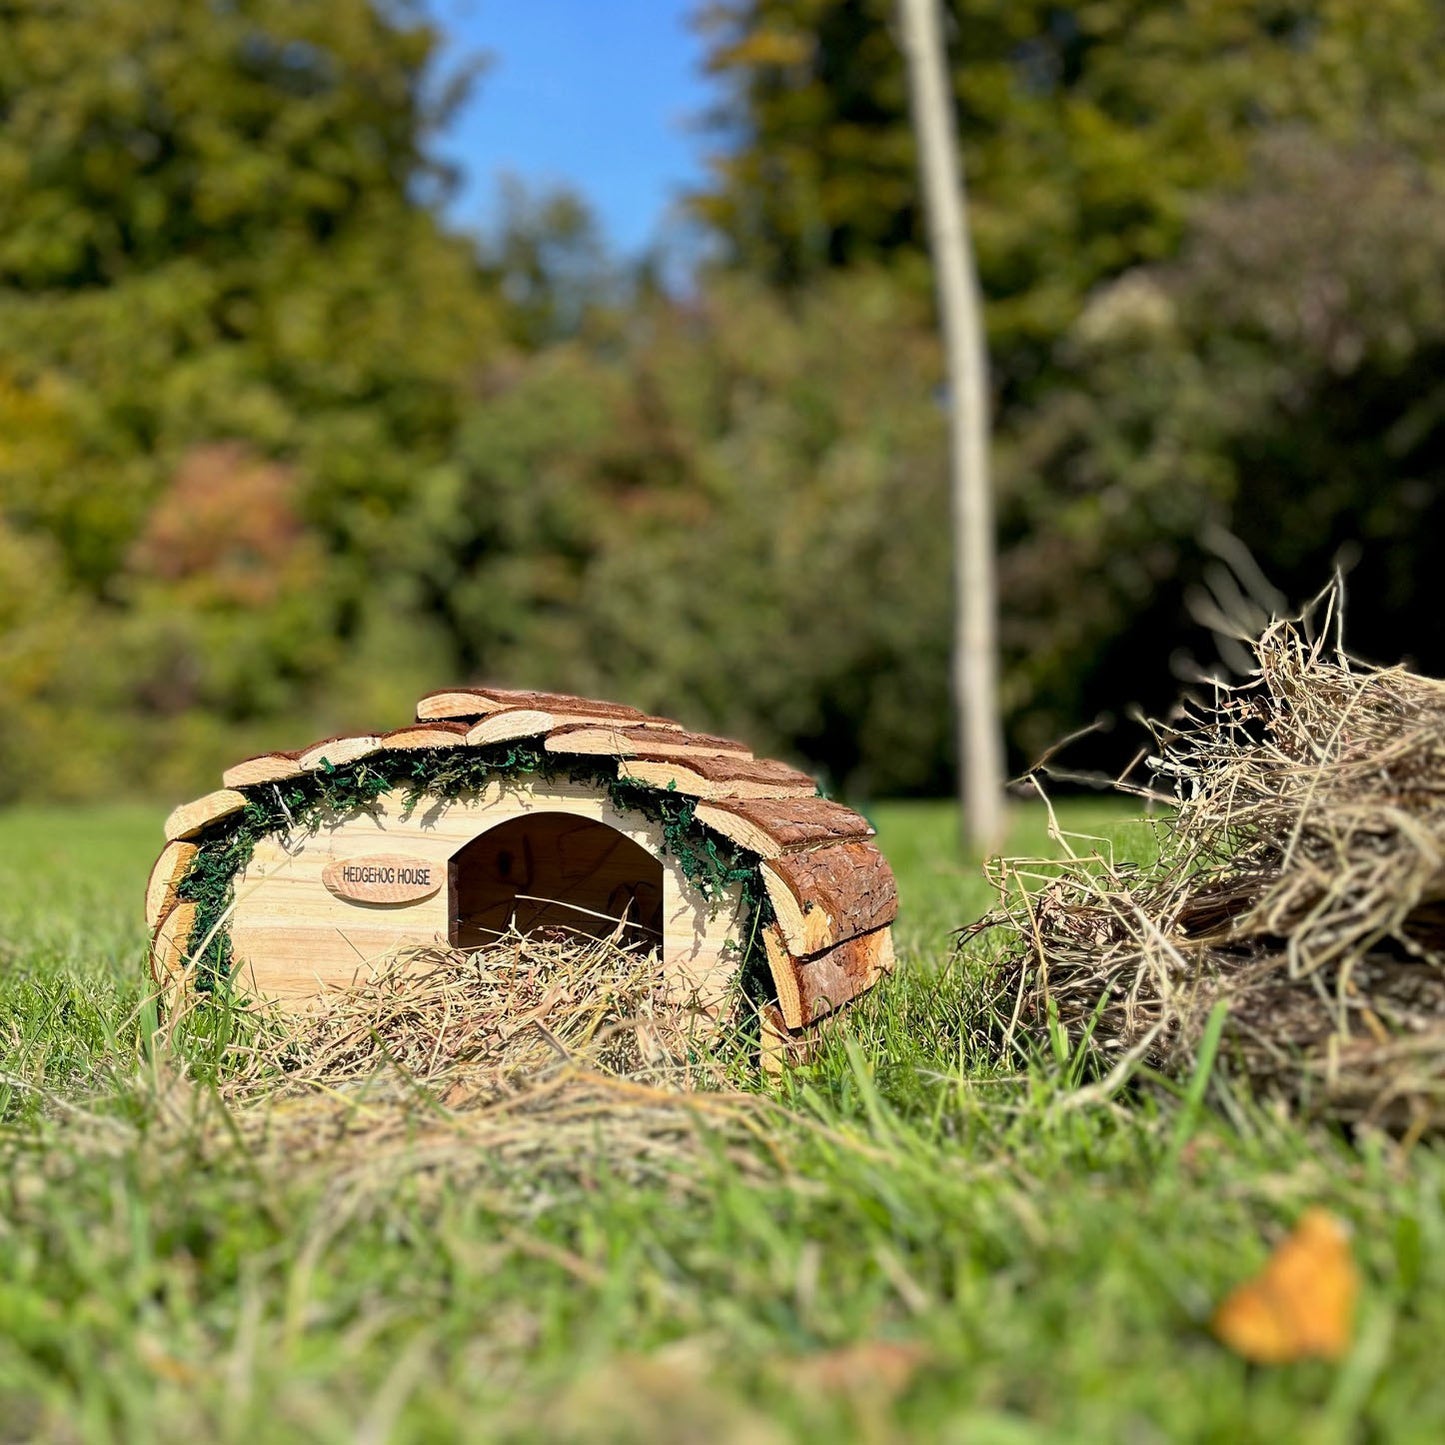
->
(761, 841), (899, 955)
(618, 754), (817, 801)
(164, 789), (248, 842)
(228, 782), (746, 1008)
(322, 853), (446, 904)
(692, 796), (874, 859)
(145, 840), (198, 931)
(764, 923), (895, 1028)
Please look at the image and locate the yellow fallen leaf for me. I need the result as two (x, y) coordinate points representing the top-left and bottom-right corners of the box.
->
(136, 1334), (203, 1385)
(1211, 1208), (1359, 1364)
(792, 1340), (932, 1397)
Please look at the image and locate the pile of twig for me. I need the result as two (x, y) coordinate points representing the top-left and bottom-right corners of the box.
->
(970, 596), (1445, 1133)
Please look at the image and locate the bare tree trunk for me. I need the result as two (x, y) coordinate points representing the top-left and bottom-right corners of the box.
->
(898, 0), (1006, 852)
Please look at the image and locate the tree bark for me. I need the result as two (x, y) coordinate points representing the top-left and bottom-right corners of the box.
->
(898, 0), (1007, 852)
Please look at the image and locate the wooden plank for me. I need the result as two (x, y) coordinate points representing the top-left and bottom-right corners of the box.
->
(693, 797), (873, 860)
(322, 853), (444, 904)
(297, 734), (384, 771)
(764, 923), (894, 1029)
(150, 900), (199, 985)
(228, 783), (747, 1009)
(145, 841), (197, 932)
(416, 687), (647, 722)
(380, 722), (470, 751)
(758, 1002), (816, 1076)
(467, 706), (681, 747)
(223, 751), (305, 789)
(546, 725), (751, 761)
(618, 754), (817, 801)
(468, 707), (570, 746)
(761, 841), (898, 956)
(164, 789), (248, 842)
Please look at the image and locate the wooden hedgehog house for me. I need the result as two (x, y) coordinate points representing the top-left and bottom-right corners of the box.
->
(145, 688), (898, 1043)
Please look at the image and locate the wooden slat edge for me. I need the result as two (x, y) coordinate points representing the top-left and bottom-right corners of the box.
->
(150, 900), (199, 987)
(760, 842), (899, 956)
(545, 725), (751, 761)
(618, 756), (816, 801)
(469, 708), (683, 747)
(145, 841), (198, 932)
(758, 1002), (817, 1077)
(223, 752), (305, 789)
(416, 689), (511, 719)
(164, 789), (248, 842)
(464, 708), (553, 746)
(693, 797), (873, 860)
(692, 804), (782, 858)
(418, 687), (649, 722)
(297, 734), (383, 771)
(381, 722), (470, 751)
(763, 924), (894, 1029)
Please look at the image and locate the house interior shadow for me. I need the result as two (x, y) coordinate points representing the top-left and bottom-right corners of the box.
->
(449, 812), (665, 950)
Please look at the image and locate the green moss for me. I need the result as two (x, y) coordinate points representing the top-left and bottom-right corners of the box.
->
(175, 744), (769, 995)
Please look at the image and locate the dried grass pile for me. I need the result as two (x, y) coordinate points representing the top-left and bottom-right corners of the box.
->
(973, 599), (1445, 1133)
(145, 932), (769, 1196)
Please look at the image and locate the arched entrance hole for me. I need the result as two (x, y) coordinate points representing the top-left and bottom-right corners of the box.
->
(449, 812), (666, 950)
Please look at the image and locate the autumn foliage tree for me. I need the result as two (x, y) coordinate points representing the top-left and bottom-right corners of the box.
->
(688, 0), (1445, 771)
(0, 0), (496, 796)
(3, 0), (1445, 802)
(691, 0), (1445, 387)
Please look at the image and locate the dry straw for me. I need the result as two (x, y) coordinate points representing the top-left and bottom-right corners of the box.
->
(970, 592), (1445, 1133)
(138, 930), (776, 1200)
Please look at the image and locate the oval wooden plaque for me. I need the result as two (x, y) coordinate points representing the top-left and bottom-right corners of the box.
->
(322, 854), (444, 905)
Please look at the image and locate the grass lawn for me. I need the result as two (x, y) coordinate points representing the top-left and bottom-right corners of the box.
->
(1, 799), (1442, 1443)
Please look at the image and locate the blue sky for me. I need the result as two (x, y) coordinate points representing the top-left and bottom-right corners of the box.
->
(425, 1), (717, 257)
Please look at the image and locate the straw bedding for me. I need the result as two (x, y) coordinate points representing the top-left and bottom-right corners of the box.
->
(135, 932), (772, 1198)
(971, 598), (1445, 1133)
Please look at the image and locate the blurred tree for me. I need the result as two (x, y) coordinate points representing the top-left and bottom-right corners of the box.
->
(692, 0), (1445, 391)
(999, 137), (1445, 760)
(0, 0), (498, 797)
(392, 271), (957, 796)
(899, 0), (1005, 848)
(3, 0), (1444, 807)
(688, 0), (1445, 778)
(481, 179), (621, 348)
(412, 128), (1445, 796)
